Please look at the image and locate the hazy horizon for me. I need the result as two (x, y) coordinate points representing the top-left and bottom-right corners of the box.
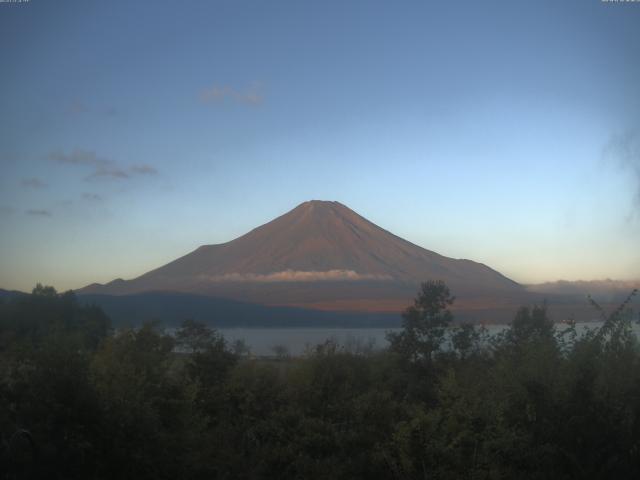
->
(2, 1), (640, 291)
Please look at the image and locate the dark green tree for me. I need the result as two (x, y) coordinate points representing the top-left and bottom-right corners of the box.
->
(507, 304), (554, 346)
(387, 280), (455, 363)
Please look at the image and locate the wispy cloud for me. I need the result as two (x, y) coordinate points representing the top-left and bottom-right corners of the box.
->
(200, 82), (264, 106)
(26, 209), (52, 217)
(197, 270), (391, 283)
(130, 164), (158, 175)
(605, 129), (640, 219)
(21, 178), (48, 189)
(49, 149), (110, 167)
(81, 192), (103, 202)
(49, 149), (159, 182)
(87, 166), (130, 180)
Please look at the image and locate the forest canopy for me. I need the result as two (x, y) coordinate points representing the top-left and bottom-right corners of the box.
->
(0, 282), (639, 479)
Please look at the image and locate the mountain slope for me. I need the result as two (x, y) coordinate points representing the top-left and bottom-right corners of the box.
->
(80, 200), (522, 310)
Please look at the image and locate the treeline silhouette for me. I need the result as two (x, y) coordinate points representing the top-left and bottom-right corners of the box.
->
(1, 281), (639, 479)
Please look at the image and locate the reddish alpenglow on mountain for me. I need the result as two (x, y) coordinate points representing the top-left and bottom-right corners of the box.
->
(81, 201), (523, 312)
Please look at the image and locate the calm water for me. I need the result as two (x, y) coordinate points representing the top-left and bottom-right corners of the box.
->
(217, 321), (640, 357)
(218, 327), (398, 356)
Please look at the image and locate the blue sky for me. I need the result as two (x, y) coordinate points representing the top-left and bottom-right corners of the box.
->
(1, 0), (639, 291)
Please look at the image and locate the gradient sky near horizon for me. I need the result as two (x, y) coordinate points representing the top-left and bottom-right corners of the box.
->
(1, 0), (640, 292)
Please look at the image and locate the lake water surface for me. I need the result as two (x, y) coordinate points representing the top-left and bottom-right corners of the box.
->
(217, 321), (640, 356)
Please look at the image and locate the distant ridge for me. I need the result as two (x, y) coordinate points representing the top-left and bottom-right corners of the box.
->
(80, 200), (523, 313)
(527, 279), (640, 299)
(0, 288), (26, 301)
(78, 291), (401, 328)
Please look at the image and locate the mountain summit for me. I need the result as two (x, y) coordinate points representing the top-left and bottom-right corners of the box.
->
(80, 201), (521, 311)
